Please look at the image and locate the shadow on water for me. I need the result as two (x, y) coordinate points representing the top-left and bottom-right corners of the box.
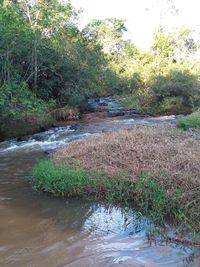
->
(0, 112), (199, 266)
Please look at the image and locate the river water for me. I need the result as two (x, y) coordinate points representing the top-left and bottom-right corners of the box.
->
(0, 112), (199, 266)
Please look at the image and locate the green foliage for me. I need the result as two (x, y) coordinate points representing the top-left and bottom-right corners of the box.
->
(152, 70), (199, 103)
(134, 174), (200, 233)
(114, 28), (200, 115)
(0, 0), (119, 138)
(0, 80), (55, 139)
(118, 94), (141, 110)
(0, 82), (50, 119)
(33, 160), (91, 196)
(82, 18), (127, 55)
(1, 0), (200, 138)
(133, 68), (200, 115)
(151, 30), (175, 58)
(177, 111), (200, 129)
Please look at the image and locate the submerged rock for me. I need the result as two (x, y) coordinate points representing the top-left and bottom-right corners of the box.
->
(69, 124), (79, 131)
(16, 136), (31, 142)
(44, 148), (57, 155)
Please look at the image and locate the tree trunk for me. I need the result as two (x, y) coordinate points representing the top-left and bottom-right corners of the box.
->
(33, 41), (38, 90)
(6, 46), (10, 83)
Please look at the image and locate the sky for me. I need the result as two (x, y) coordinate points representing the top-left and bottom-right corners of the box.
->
(71, 0), (200, 50)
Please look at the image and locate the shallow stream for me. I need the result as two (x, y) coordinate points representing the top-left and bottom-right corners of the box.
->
(0, 109), (199, 266)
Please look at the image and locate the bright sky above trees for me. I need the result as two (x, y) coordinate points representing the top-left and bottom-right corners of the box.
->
(71, 0), (200, 50)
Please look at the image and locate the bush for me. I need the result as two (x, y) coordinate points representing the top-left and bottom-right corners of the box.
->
(0, 82), (50, 120)
(177, 111), (200, 129)
(0, 82), (56, 139)
(146, 96), (190, 115)
(143, 69), (200, 115)
(49, 106), (79, 121)
(118, 94), (141, 110)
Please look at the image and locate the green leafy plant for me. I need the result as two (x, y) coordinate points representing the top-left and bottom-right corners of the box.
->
(177, 111), (200, 129)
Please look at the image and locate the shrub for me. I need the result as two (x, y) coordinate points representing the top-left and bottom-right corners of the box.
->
(142, 69), (200, 115)
(0, 82), (50, 120)
(177, 111), (200, 129)
(49, 106), (79, 121)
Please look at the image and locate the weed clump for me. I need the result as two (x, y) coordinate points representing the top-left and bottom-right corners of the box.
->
(177, 110), (200, 129)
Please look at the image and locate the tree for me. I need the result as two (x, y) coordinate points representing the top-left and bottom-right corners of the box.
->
(82, 18), (127, 55)
(14, 0), (76, 90)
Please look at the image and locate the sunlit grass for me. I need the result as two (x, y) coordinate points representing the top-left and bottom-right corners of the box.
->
(177, 110), (200, 129)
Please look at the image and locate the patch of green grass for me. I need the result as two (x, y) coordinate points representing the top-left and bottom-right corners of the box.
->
(135, 175), (169, 223)
(32, 160), (134, 204)
(32, 160), (200, 233)
(177, 111), (200, 129)
(134, 175), (185, 225)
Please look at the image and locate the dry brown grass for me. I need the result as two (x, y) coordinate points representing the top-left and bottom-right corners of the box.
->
(49, 106), (79, 121)
(54, 126), (200, 208)
(54, 127), (199, 180)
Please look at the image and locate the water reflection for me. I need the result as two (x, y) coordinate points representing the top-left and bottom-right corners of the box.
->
(83, 205), (148, 237)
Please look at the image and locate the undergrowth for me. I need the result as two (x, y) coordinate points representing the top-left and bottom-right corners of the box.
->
(177, 110), (200, 129)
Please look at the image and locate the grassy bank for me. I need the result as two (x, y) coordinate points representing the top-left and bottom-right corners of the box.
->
(0, 113), (54, 140)
(177, 110), (200, 129)
(0, 106), (79, 140)
(33, 126), (200, 233)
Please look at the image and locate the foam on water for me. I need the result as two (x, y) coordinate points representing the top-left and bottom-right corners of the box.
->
(0, 125), (93, 153)
(113, 115), (176, 126)
(0, 113), (176, 153)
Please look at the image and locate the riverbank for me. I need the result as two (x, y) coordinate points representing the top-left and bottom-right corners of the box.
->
(1, 95), (192, 141)
(0, 113), (54, 141)
(33, 125), (200, 236)
(0, 106), (80, 141)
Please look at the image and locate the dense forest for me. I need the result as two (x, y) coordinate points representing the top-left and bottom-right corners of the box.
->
(1, 0), (200, 138)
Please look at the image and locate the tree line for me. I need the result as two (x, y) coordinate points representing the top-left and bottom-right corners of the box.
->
(1, 0), (200, 127)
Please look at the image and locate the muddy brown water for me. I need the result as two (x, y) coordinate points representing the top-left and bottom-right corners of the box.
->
(0, 115), (199, 266)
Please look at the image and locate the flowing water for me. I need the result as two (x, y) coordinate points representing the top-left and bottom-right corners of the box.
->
(0, 108), (199, 266)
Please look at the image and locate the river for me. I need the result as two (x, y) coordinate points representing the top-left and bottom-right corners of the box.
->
(0, 105), (199, 266)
